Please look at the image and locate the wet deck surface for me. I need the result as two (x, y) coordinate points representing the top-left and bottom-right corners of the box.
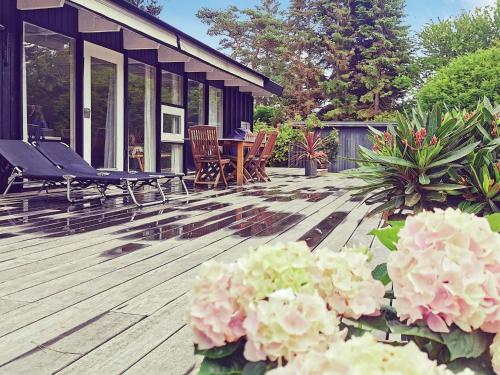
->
(0, 168), (386, 374)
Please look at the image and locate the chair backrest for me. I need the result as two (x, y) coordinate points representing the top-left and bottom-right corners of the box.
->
(245, 131), (266, 162)
(188, 126), (222, 161)
(33, 141), (97, 175)
(0, 139), (64, 178)
(259, 131), (278, 162)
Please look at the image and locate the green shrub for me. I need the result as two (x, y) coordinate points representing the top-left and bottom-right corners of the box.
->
(254, 121), (301, 167)
(345, 98), (499, 216)
(321, 128), (340, 162)
(418, 47), (500, 111)
(254, 105), (284, 126)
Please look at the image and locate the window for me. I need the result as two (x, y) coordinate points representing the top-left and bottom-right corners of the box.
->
(208, 86), (223, 137)
(161, 71), (183, 106)
(128, 59), (156, 172)
(160, 143), (182, 173)
(187, 79), (205, 127)
(23, 23), (75, 147)
(160, 105), (184, 173)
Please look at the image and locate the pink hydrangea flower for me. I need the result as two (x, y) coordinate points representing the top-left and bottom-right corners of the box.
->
(388, 208), (500, 333)
(243, 289), (346, 361)
(187, 261), (245, 349)
(315, 246), (385, 319)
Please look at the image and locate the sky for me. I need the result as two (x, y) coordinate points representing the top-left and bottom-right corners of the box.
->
(158, 0), (496, 50)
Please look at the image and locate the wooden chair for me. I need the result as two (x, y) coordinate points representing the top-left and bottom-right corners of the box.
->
(189, 126), (230, 188)
(227, 131), (266, 183)
(253, 131), (278, 182)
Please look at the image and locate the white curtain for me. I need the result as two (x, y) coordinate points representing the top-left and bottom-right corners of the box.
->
(171, 144), (181, 173)
(144, 66), (156, 172)
(104, 74), (116, 168)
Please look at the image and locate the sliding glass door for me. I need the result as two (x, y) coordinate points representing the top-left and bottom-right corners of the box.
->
(83, 42), (124, 170)
(128, 59), (156, 172)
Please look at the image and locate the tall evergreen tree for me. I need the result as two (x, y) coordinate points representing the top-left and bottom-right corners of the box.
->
(315, 0), (357, 120)
(197, 0), (288, 83)
(125, 0), (163, 17)
(284, 0), (325, 117)
(349, 0), (412, 118)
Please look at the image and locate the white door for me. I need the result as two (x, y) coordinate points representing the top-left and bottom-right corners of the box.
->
(83, 42), (124, 170)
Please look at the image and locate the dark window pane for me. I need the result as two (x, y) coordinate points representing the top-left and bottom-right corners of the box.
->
(24, 23), (74, 146)
(161, 71), (183, 106)
(187, 79), (205, 127)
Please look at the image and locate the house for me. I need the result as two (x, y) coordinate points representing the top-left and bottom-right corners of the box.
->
(0, 0), (283, 190)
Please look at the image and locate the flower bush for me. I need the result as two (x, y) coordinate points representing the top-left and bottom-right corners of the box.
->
(267, 334), (474, 375)
(388, 208), (500, 333)
(188, 209), (500, 375)
(187, 242), (383, 370)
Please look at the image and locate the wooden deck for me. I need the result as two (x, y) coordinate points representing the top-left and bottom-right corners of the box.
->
(0, 168), (387, 374)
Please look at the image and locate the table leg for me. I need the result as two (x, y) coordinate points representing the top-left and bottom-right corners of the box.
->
(236, 142), (244, 186)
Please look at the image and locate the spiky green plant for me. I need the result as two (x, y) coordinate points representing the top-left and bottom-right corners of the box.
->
(345, 102), (486, 215)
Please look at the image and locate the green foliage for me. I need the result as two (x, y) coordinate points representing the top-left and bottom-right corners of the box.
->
(348, 0), (412, 119)
(254, 105), (278, 126)
(254, 121), (302, 167)
(321, 128), (340, 162)
(124, 0), (163, 16)
(196, 340), (272, 375)
(418, 47), (500, 112)
(486, 213), (500, 232)
(441, 327), (492, 362)
(197, 0), (411, 121)
(369, 223), (403, 251)
(345, 101), (496, 215)
(371, 263), (391, 286)
(417, 3), (500, 78)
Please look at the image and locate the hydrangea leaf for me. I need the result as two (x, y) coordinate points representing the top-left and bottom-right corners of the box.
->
(441, 327), (491, 361)
(387, 320), (444, 344)
(196, 341), (242, 359)
(198, 357), (243, 375)
(241, 361), (268, 375)
(485, 212), (500, 232)
(371, 263), (391, 285)
(369, 224), (402, 251)
(447, 356), (495, 375)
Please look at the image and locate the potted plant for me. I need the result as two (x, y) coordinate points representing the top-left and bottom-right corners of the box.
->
(295, 130), (330, 177)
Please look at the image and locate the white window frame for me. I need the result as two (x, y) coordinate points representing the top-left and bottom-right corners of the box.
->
(83, 41), (125, 170)
(161, 105), (185, 143)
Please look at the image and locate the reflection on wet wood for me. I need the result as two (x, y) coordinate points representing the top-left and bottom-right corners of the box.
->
(0, 168), (385, 374)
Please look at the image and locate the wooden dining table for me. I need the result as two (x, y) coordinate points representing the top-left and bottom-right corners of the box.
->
(218, 138), (255, 187)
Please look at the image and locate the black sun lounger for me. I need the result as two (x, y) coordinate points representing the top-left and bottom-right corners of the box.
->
(0, 140), (185, 207)
(0, 139), (117, 204)
(32, 141), (189, 206)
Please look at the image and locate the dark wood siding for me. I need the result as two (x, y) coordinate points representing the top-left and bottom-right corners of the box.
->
(83, 31), (123, 52)
(223, 87), (254, 137)
(0, 0), (21, 191)
(21, 4), (78, 37)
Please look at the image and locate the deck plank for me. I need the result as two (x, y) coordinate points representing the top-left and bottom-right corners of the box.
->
(0, 170), (378, 374)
